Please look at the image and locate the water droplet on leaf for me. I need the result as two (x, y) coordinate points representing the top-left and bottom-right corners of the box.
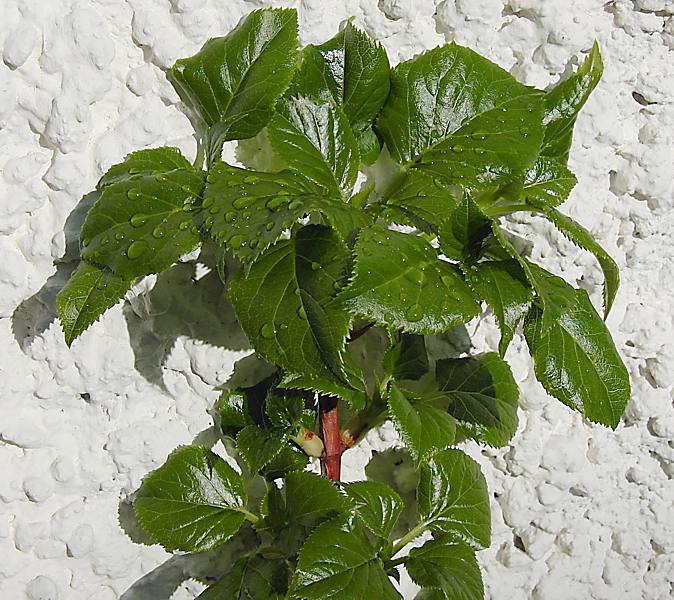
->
(406, 305), (423, 322)
(115, 232), (125, 241)
(127, 188), (142, 200)
(152, 226), (165, 239)
(229, 234), (247, 249)
(225, 211), (237, 223)
(260, 323), (275, 339)
(126, 240), (148, 259)
(82, 238), (90, 247)
(311, 262), (321, 271)
(130, 214), (147, 228)
(243, 175), (259, 184)
(179, 220), (190, 230)
(298, 306), (307, 319)
(202, 197), (214, 208)
(233, 196), (253, 209)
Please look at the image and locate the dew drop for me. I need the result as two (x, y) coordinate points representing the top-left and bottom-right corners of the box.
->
(115, 232), (125, 241)
(155, 173), (167, 183)
(260, 323), (275, 339)
(229, 234), (247, 249)
(82, 238), (90, 247)
(209, 206), (220, 214)
(243, 175), (259, 184)
(127, 188), (142, 200)
(474, 147), (486, 155)
(233, 196), (253, 209)
(311, 262), (321, 271)
(298, 306), (307, 320)
(93, 250), (103, 260)
(101, 237), (109, 246)
(126, 240), (148, 259)
(152, 226), (165, 239)
(130, 213), (147, 228)
(207, 173), (217, 184)
(202, 197), (215, 209)
(519, 126), (530, 138)
(190, 225), (199, 235)
(266, 197), (287, 210)
(265, 221), (275, 231)
(205, 216), (214, 228)
(451, 144), (464, 153)
(406, 304), (424, 322)
(179, 220), (190, 230)
(294, 288), (301, 297)
(242, 210), (252, 220)
(277, 189), (290, 196)
(182, 203), (194, 212)
(288, 199), (302, 210)
(433, 177), (444, 188)
(225, 211), (237, 223)
(470, 132), (488, 141)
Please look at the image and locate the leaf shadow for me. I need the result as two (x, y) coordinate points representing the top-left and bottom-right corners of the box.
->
(11, 190), (99, 351)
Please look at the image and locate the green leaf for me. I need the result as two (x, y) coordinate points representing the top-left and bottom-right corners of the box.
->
(218, 374), (279, 436)
(265, 394), (305, 431)
(80, 155), (205, 279)
(291, 515), (402, 599)
(134, 446), (248, 552)
(338, 227), (480, 333)
(417, 449), (491, 550)
(491, 224), (574, 332)
(294, 22), (390, 162)
(197, 555), (289, 599)
(56, 262), (133, 346)
(527, 202), (619, 317)
(284, 470), (351, 523)
(436, 353), (519, 448)
(343, 481), (404, 540)
(523, 275), (630, 428)
(377, 171), (458, 233)
(542, 42), (603, 160)
(383, 334), (430, 381)
(438, 193), (491, 261)
(230, 225), (364, 404)
(407, 538), (483, 600)
(376, 43), (544, 189)
(521, 157), (577, 207)
(98, 147), (193, 187)
(169, 8), (299, 163)
(203, 162), (370, 264)
(237, 425), (287, 473)
(269, 95), (359, 195)
(263, 445), (310, 481)
(463, 260), (533, 355)
(388, 383), (457, 465)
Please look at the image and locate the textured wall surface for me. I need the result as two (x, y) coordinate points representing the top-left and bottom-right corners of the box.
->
(1, 1), (673, 599)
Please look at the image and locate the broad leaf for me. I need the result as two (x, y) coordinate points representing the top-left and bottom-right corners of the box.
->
(438, 193), (491, 261)
(377, 43), (544, 189)
(265, 394), (306, 431)
(197, 555), (289, 599)
(263, 445), (309, 481)
(407, 538), (483, 600)
(377, 171), (458, 233)
(388, 384), (456, 465)
(527, 201), (619, 317)
(383, 334), (430, 381)
(237, 425), (287, 472)
(542, 42), (603, 160)
(80, 154), (204, 279)
(436, 353), (519, 448)
(417, 449), (491, 550)
(521, 157), (577, 207)
(203, 162), (370, 263)
(291, 515), (402, 599)
(134, 446), (247, 552)
(169, 8), (299, 163)
(343, 481), (404, 540)
(269, 95), (359, 195)
(284, 470), (351, 523)
(229, 225), (364, 404)
(338, 227), (480, 333)
(98, 147), (193, 187)
(523, 275), (630, 428)
(463, 260), (533, 355)
(294, 22), (390, 163)
(57, 262), (133, 346)
(218, 374), (279, 436)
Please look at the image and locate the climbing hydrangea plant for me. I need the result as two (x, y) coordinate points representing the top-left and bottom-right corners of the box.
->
(57, 8), (630, 599)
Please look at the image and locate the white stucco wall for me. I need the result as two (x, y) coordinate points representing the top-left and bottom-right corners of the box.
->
(0, 1), (672, 598)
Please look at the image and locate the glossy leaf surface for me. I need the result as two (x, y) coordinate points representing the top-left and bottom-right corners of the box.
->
(343, 480), (404, 540)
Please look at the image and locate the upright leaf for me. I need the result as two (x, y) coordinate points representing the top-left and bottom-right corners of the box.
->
(521, 157), (577, 207)
(527, 201), (619, 317)
(436, 353), (519, 448)
(197, 555), (289, 599)
(169, 8), (299, 163)
(57, 262), (133, 346)
(388, 384), (457, 465)
(294, 22), (390, 163)
(438, 193), (491, 261)
(237, 425), (287, 473)
(383, 334), (430, 381)
(343, 481), (403, 541)
(284, 471), (351, 523)
(523, 277), (630, 428)
(269, 96), (359, 195)
(80, 153), (204, 279)
(98, 147), (193, 187)
(542, 42), (603, 160)
(134, 446), (248, 552)
(407, 538), (483, 600)
(291, 516), (402, 600)
(229, 225), (364, 405)
(417, 449), (491, 550)
(376, 43), (544, 189)
(338, 227), (480, 334)
(463, 260), (533, 355)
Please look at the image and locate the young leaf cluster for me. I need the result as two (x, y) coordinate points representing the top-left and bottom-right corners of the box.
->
(56, 8), (630, 599)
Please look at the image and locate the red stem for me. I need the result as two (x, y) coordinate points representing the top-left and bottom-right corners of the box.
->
(319, 395), (343, 481)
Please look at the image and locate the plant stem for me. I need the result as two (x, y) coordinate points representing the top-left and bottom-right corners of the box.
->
(388, 522), (427, 558)
(384, 556), (408, 570)
(240, 508), (260, 525)
(341, 401), (388, 448)
(319, 394), (343, 481)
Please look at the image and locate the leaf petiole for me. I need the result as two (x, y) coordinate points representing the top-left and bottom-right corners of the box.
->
(239, 507), (260, 524)
(387, 521), (428, 559)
